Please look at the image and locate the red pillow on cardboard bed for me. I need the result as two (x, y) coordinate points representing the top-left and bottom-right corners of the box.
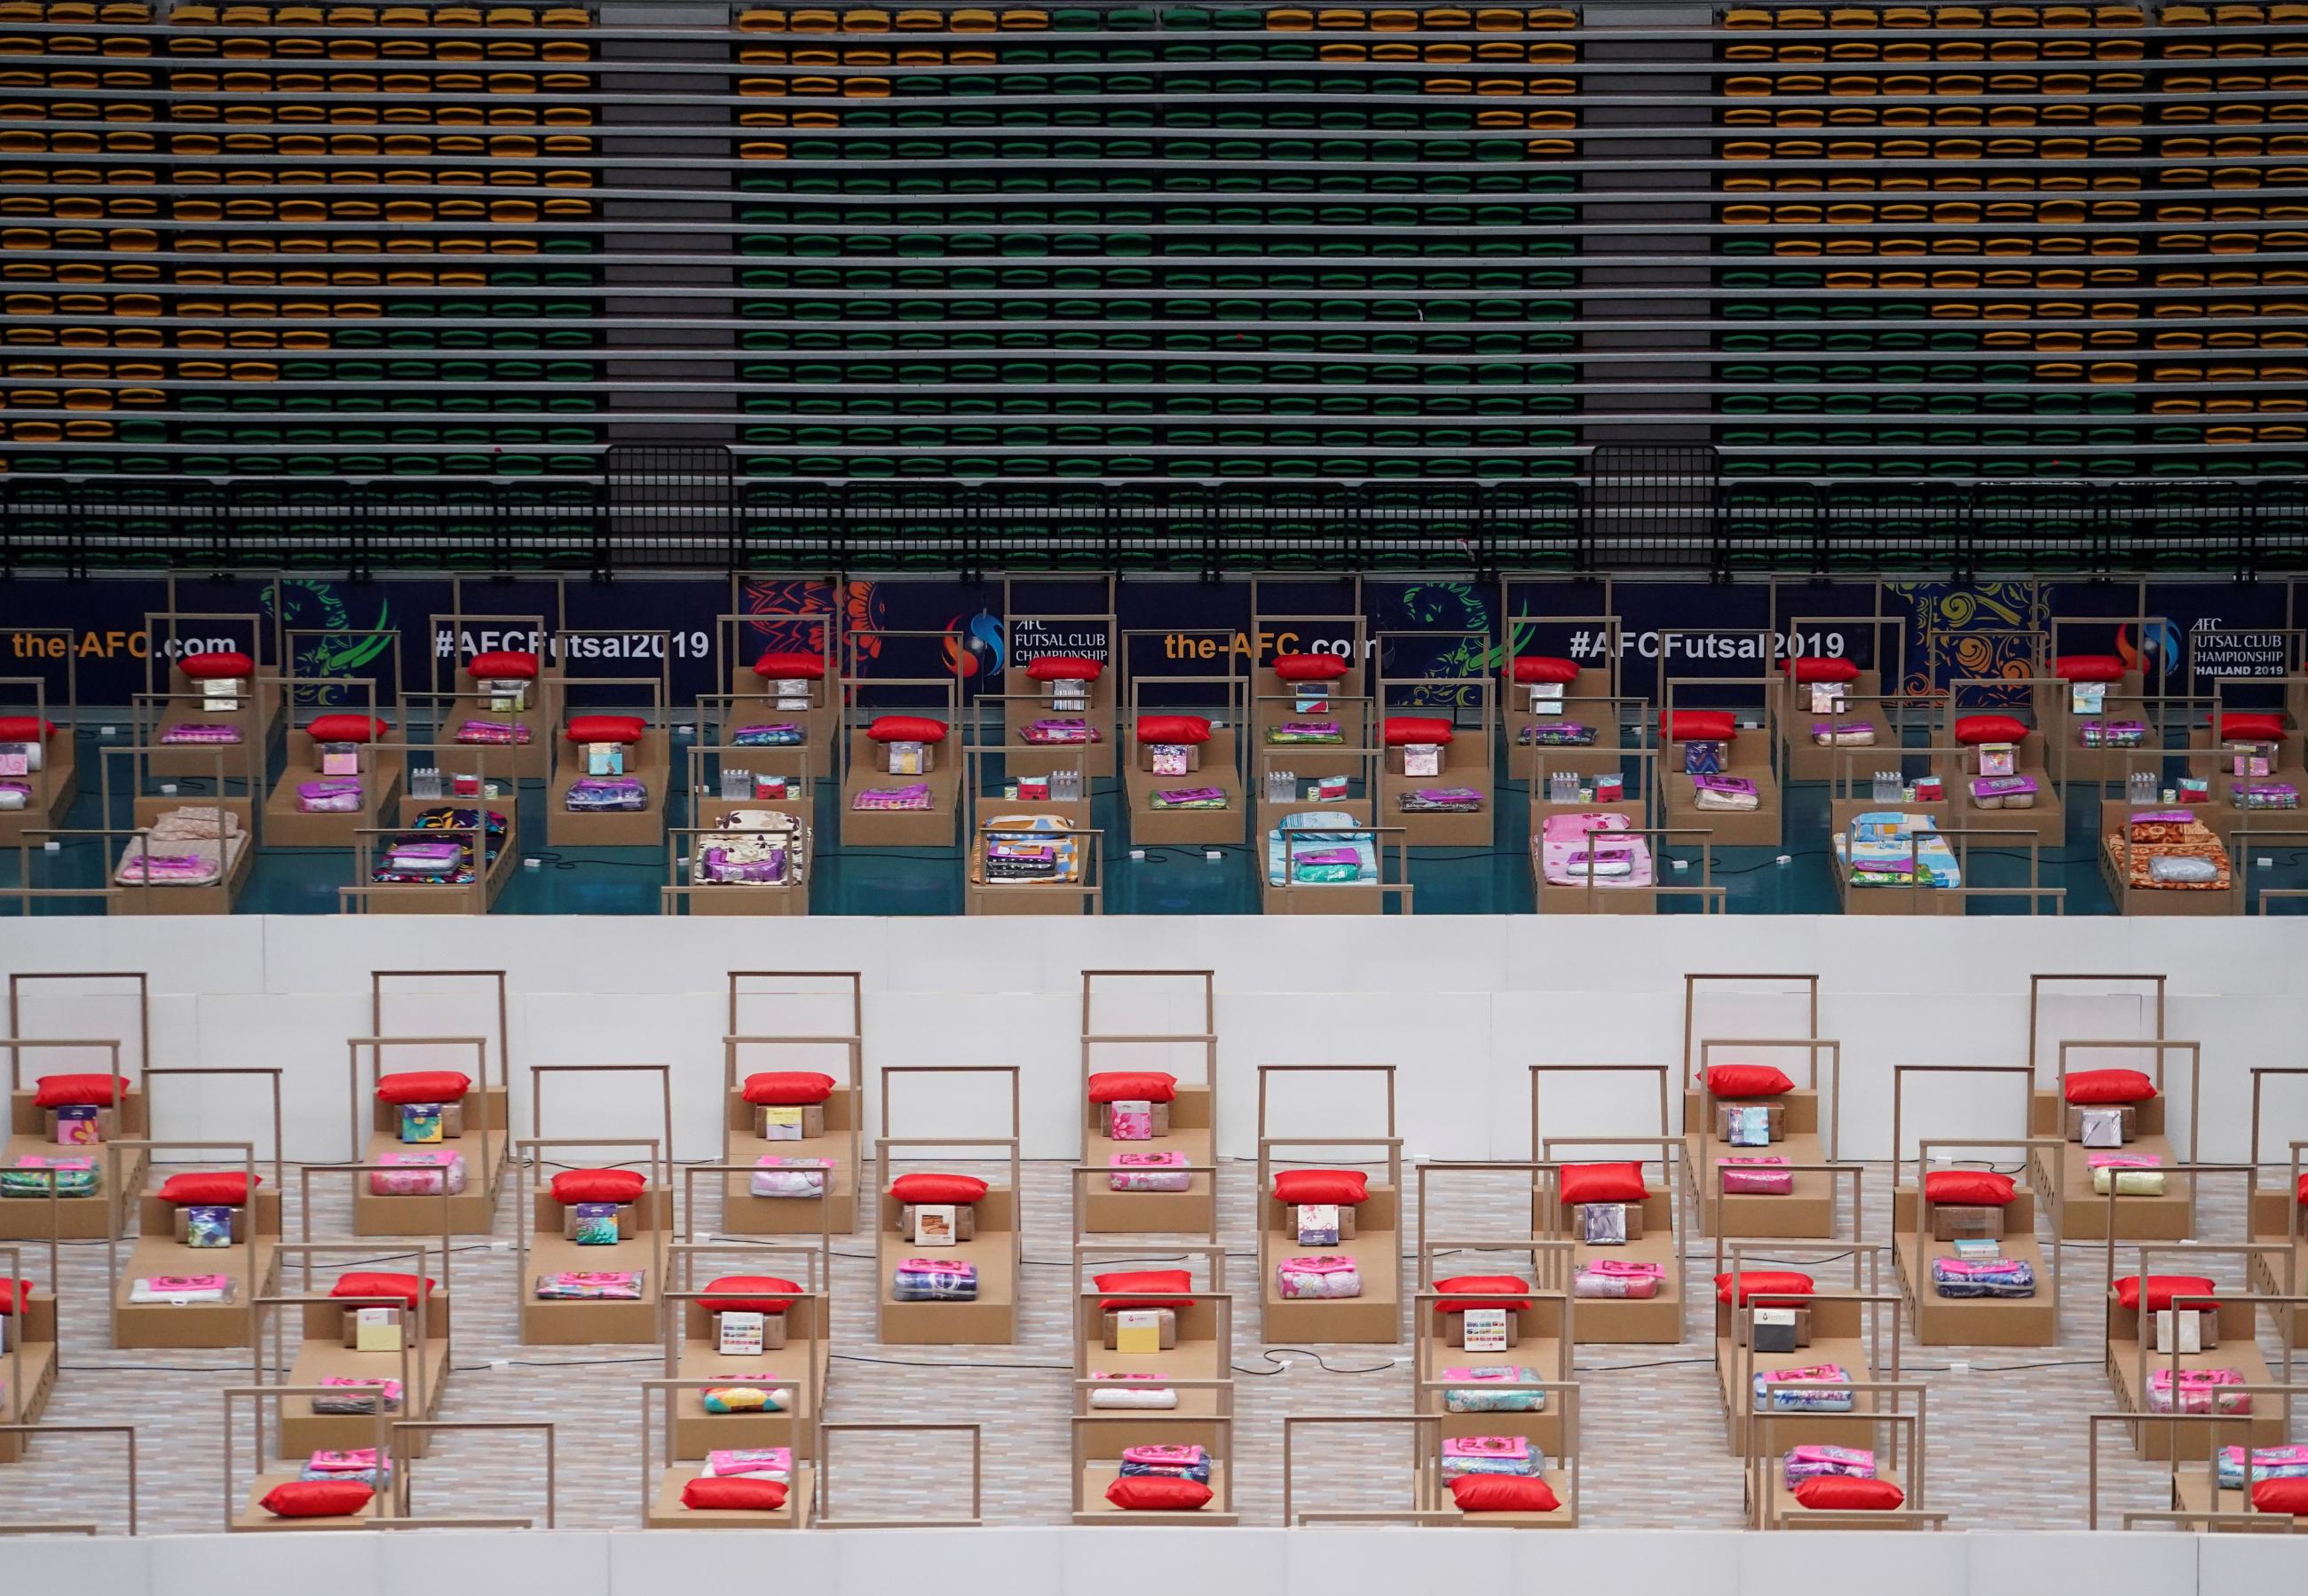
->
(1783, 656), (1860, 683)
(566, 714), (645, 746)
(1026, 656), (1104, 683)
(306, 714), (387, 744)
(1662, 709), (1736, 743)
(261, 1480), (375, 1519)
(1271, 652), (1349, 683)
(1559, 1161), (1648, 1206)
(179, 650), (254, 681)
(888, 1172), (988, 1205)
(2064, 1068), (2156, 1105)
(742, 1071), (837, 1106)
(752, 652), (825, 680)
(376, 1071), (472, 1105)
(1095, 1268), (1192, 1311)
(1136, 715), (1212, 746)
(1450, 1474), (1560, 1513)
(551, 1168), (646, 1205)
(1924, 1169), (2016, 1207)
(1955, 714), (2029, 746)
(1106, 1475), (1213, 1512)
(867, 715), (946, 745)
(159, 1171), (259, 1206)
(1704, 1063), (1794, 1099)
(1715, 1269), (1815, 1305)
(1384, 716), (1454, 747)
(683, 1476), (789, 1513)
(1087, 1071), (1178, 1104)
(1793, 1476), (1905, 1512)
(330, 1271), (435, 1310)
(2055, 654), (2126, 683)
(701, 1275), (802, 1314)
(2253, 1476), (2308, 1516)
(0, 717), (57, 742)
(1272, 1168), (1367, 1206)
(1511, 655), (1579, 685)
(32, 1072), (129, 1108)
(468, 650), (540, 681)
(0, 1277), (36, 1315)
(2114, 1274), (2218, 1313)
(2219, 713), (2287, 743)
(1434, 1274), (1532, 1313)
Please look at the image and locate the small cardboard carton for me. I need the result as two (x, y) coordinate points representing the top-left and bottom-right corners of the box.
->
(563, 1201), (636, 1242)
(903, 1203), (975, 1244)
(172, 1203), (245, 1245)
(342, 1306), (404, 1351)
(757, 1102), (827, 1142)
(1102, 1100), (1170, 1141)
(1575, 1201), (1645, 1244)
(1735, 1305), (1813, 1349)
(1716, 1102), (1787, 1144)
(1447, 1304), (1521, 1350)
(715, 1307), (790, 1353)
(1931, 1204), (2005, 1243)
(1102, 1307), (1178, 1351)
(2066, 1104), (2138, 1146)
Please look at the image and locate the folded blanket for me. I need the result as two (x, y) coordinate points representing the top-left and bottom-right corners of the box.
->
(892, 1258), (978, 1301)
(1518, 722), (1595, 747)
(1692, 774), (1760, 811)
(454, 719), (532, 746)
(1151, 786), (1229, 810)
(1089, 1372), (1177, 1409)
(161, 723), (241, 746)
(566, 776), (647, 813)
(700, 842), (791, 886)
(2081, 720), (2148, 748)
(368, 1150), (469, 1197)
(1277, 1254), (1363, 1300)
(2150, 1367), (2250, 1415)
(1120, 1443), (1212, 1483)
(1400, 786), (1482, 814)
(1441, 1366), (1548, 1413)
(1932, 1258), (2036, 1299)
(1539, 810), (1655, 889)
(750, 1156), (833, 1198)
(1575, 1260), (1665, 1300)
(1023, 719), (1101, 745)
(1267, 721), (1344, 745)
(312, 1377), (402, 1415)
(705, 1448), (793, 1481)
(1972, 773), (2038, 802)
(129, 1274), (234, 1305)
(1753, 1364), (1854, 1413)
(2219, 1445), (2308, 1489)
(853, 783), (933, 812)
(300, 1449), (390, 1489)
(534, 1269), (645, 1301)
(1784, 1445), (1875, 1488)
(1810, 722), (1877, 747)
(0, 782), (27, 810)
(1719, 1156), (1794, 1197)
(296, 779), (364, 814)
(1109, 1151), (1192, 1193)
(2237, 783), (2301, 810)
(702, 1379), (792, 1415)
(2089, 1152), (2165, 1197)
(732, 724), (803, 747)
(3, 1155), (97, 1198)
(1442, 1434), (1540, 1479)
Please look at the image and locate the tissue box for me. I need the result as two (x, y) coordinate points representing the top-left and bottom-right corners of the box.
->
(585, 741), (625, 777)
(2071, 683), (2107, 715)
(715, 1308), (789, 1353)
(758, 1102), (826, 1142)
(564, 1201), (635, 1243)
(1102, 1307), (1178, 1351)
(342, 1307), (405, 1351)
(1527, 683), (1563, 717)
(1447, 1306), (1522, 1349)
(1297, 1203), (1356, 1246)
(2154, 1308), (2220, 1353)
(2179, 778), (2209, 803)
(320, 744), (360, 778)
(1402, 744), (1442, 778)
(754, 775), (792, 802)
(1148, 743), (1198, 776)
(1576, 1202), (1644, 1243)
(1017, 776), (1050, 802)
(1915, 776), (1944, 802)
(1809, 683), (1848, 715)
(1734, 1305), (1813, 1348)
(1931, 1204), (2004, 1242)
(887, 740), (930, 777)
(2066, 1104), (2137, 1145)
(903, 1203), (975, 1244)
(1978, 743), (2017, 778)
(46, 1104), (108, 1146)
(1311, 775), (1349, 802)
(1594, 773), (1624, 802)
(397, 1102), (464, 1143)
(173, 1203), (244, 1245)
(1103, 1100), (1169, 1141)
(1715, 1102), (1787, 1142)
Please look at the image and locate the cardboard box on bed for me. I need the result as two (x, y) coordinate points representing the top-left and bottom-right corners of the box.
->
(1101, 1307), (1178, 1350)
(758, 1102), (826, 1142)
(2104, 1291), (2283, 1458)
(3, 1086), (147, 1241)
(1715, 1102), (1787, 1144)
(2025, 1088), (2190, 1241)
(395, 1100), (465, 1142)
(1736, 1304), (1810, 1351)
(171, 1201), (247, 1244)
(721, 1082), (857, 1237)
(876, 1183), (1017, 1346)
(2065, 1104), (2138, 1144)
(1103, 1100), (1170, 1141)
(903, 1202), (976, 1244)
(1262, 1181), (1401, 1347)
(1079, 1081), (1216, 1236)
(1931, 1205), (2004, 1243)
(1445, 1308), (1522, 1349)
(2153, 1307), (2220, 1352)
(1682, 1086), (1834, 1239)
(715, 1307), (790, 1352)
(671, 1292), (826, 1461)
(351, 1086), (509, 1237)
(1572, 1202), (1645, 1243)
(43, 1104), (115, 1142)
(561, 1201), (636, 1242)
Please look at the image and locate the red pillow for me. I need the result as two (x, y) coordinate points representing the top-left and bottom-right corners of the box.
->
(1924, 1170), (2016, 1207)
(0, 717), (57, 742)
(683, 1475), (789, 1513)
(1662, 709), (1736, 743)
(1272, 1168), (1368, 1205)
(158, 1171), (259, 1206)
(567, 714), (645, 746)
(1106, 1475), (1213, 1512)
(1956, 714), (2029, 745)
(550, 1168), (646, 1205)
(2253, 1476), (2308, 1516)
(2220, 713), (2287, 742)
(0, 1277), (37, 1314)
(376, 1071), (472, 1105)
(331, 1271), (434, 1310)
(2065, 1068), (2156, 1105)
(306, 714), (387, 744)
(752, 652), (825, 680)
(741, 1071), (836, 1106)
(1384, 716), (1455, 747)
(1026, 656), (1104, 683)
(1715, 1269), (1815, 1305)
(1559, 1162), (1648, 1206)
(867, 714), (947, 745)
(1704, 1064), (1794, 1099)
(1095, 1268), (1192, 1311)
(1783, 656), (1860, 683)
(889, 1172), (988, 1205)
(1087, 1071), (1178, 1105)
(179, 650), (255, 681)
(1511, 655), (1579, 686)
(1136, 715), (1213, 746)
(1271, 652), (1349, 683)
(2114, 1275), (2219, 1313)
(1794, 1476), (1905, 1512)
(1450, 1474), (1559, 1513)
(702, 1275), (802, 1314)
(2297, 1171), (2308, 1205)
(262, 1480), (375, 1519)
(1434, 1274), (1531, 1313)
(468, 650), (540, 680)
(2056, 654), (2126, 683)
(32, 1072), (129, 1108)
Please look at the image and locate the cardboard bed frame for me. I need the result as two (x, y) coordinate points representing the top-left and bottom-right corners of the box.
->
(1071, 1243), (1232, 1456)
(1256, 1063), (1403, 1347)
(1075, 968), (1219, 1237)
(874, 1063), (1022, 1347)
(661, 1229), (832, 1465)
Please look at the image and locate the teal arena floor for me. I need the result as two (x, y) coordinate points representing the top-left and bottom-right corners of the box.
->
(15, 726), (2308, 914)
